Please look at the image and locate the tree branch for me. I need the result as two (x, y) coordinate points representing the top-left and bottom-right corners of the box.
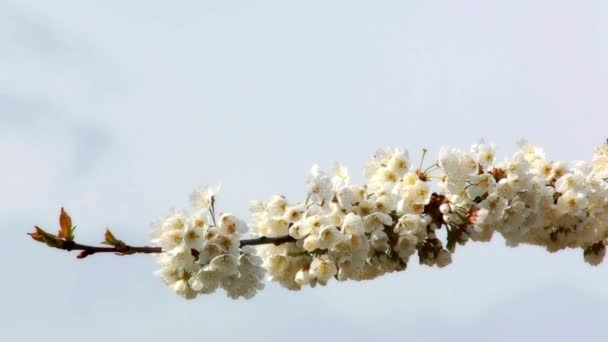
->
(66, 241), (162, 259)
(29, 207), (297, 259)
(240, 235), (296, 247)
(30, 233), (296, 259)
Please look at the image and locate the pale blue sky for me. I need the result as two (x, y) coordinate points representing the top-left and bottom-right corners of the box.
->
(2, 1), (608, 341)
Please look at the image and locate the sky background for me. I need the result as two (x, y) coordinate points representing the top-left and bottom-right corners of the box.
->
(2, 0), (608, 340)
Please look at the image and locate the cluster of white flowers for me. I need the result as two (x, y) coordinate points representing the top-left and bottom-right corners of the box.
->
(251, 147), (451, 290)
(152, 141), (608, 299)
(438, 140), (608, 265)
(151, 185), (265, 299)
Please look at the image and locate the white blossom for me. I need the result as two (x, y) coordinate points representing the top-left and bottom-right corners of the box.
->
(190, 184), (221, 210)
(152, 140), (608, 300)
(471, 140), (496, 170)
(308, 165), (333, 203)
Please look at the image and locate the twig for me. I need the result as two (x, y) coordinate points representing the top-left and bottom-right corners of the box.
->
(31, 234), (296, 259)
(66, 241), (162, 259)
(240, 235), (296, 247)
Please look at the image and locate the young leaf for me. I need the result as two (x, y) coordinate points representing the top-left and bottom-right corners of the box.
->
(57, 207), (75, 241)
(28, 226), (62, 248)
(101, 229), (133, 255)
(102, 228), (123, 246)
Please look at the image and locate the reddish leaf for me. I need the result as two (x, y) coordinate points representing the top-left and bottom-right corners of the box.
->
(57, 208), (74, 241)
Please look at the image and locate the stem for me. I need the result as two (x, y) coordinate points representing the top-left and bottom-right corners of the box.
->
(419, 148), (428, 170)
(65, 241), (162, 259)
(304, 192), (312, 206)
(38, 234), (297, 259)
(240, 235), (296, 247)
(209, 198), (218, 226)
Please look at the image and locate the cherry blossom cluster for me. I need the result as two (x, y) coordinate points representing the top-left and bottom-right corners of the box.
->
(151, 140), (608, 298)
(438, 140), (608, 265)
(151, 185), (265, 299)
(251, 149), (450, 290)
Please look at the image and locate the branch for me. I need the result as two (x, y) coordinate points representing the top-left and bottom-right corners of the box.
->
(31, 235), (296, 259)
(28, 209), (296, 259)
(67, 241), (162, 259)
(240, 235), (296, 247)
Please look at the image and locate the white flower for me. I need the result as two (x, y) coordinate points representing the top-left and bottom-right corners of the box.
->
(465, 174), (496, 200)
(336, 185), (365, 209)
(410, 179), (432, 205)
(471, 140), (496, 170)
(206, 254), (239, 276)
(366, 147), (408, 174)
(476, 193), (508, 224)
(316, 226), (344, 250)
(288, 223), (307, 239)
(365, 148), (410, 192)
(191, 209), (212, 228)
(190, 184), (221, 210)
(189, 269), (221, 294)
(396, 198), (426, 215)
(173, 279), (196, 299)
(266, 195), (288, 217)
(331, 162), (350, 191)
(363, 212), (393, 233)
(326, 202), (345, 226)
(533, 159), (556, 181)
(438, 147), (477, 178)
(218, 213), (247, 234)
(557, 190), (588, 215)
(341, 213), (365, 235)
(369, 167), (400, 190)
(395, 233), (418, 262)
(373, 188), (400, 213)
(300, 215), (326, 235)
(591, 144), (608, 179)
(394, 172), (419, 196)
(151, 210), (190, 250)
(223, 253), (266, 299)
(155, 255), (183, 286)
(551, 161), (568, 179)
(500, 200), (528, 235)
(283, 204), (304, 223)
(516, 139), (546, 163)
(182, 222), (205, 250)
(308, 165), (333, 203)
(497, 177), (520, 200)
(370, 230), (389, 252)
(503, 153), (530, 177)
(167, 243), (197, 270)
(295, 268), (314, 285)
(395, 214), (427, 236)
(385, 148), (410, 176)
(310, 256), (337, 283)
(302, 235), (320, 251)
(198, 241), (222, 264)
(263, 218), (290, 237)
(555, 173), (586, 194)
(155, 228), (184, 251)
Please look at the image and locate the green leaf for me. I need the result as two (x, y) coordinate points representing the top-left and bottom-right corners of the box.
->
(29, 226), (63, 249)
(102, 228), (123, 246)
(102, 229), (132, 255)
